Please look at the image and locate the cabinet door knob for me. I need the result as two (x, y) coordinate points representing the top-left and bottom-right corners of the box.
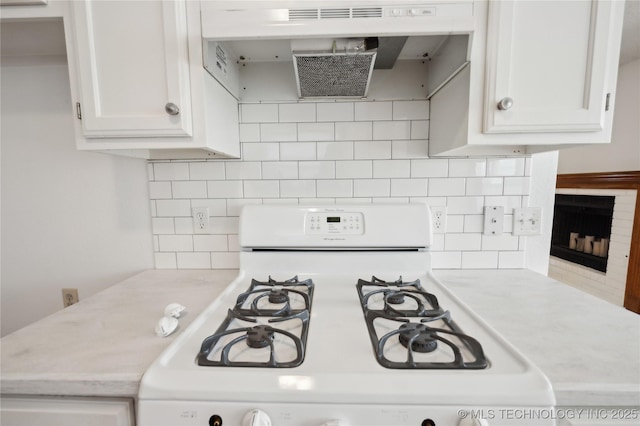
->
(497, 97), (513, 110)
(165, 102), (180, 116)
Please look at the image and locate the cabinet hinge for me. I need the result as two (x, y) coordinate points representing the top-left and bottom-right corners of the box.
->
(76, 102), (82, 119)
(605, 93), (610, 111)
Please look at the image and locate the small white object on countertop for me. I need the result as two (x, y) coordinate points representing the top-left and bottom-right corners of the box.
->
(155, 316), (179, 337)
(163, 303), (186, 318)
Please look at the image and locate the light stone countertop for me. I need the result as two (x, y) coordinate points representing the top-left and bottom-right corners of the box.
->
(1, 268), (638, 408)
(0, 269), (238, 397)
(434, 269), (640, 407)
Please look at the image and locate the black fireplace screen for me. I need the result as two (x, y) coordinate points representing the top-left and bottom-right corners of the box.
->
(550, 194), (614, 272)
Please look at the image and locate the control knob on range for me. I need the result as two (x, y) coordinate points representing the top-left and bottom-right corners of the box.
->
(458, 417), (490, 426)
(241, 409), (272, 426)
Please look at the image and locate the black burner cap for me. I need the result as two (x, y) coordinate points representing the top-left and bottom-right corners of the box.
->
(398, 323), (438, 353)
(385, 291), (406, 305)
(246, 325), (275, 349)
(268, 289), (289, 304)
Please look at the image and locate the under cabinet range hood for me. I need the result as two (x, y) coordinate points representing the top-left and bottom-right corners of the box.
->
(200, 1), (474, 101)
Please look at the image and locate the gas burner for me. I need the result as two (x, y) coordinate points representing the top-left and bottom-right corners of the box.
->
(398, 323), (437, 353)
(251, 275), (314, 289)
(268, 289), (289, 303)
(197, 309), (309, 368)
(246, 325), (275, 349)
(385, 291), (405, 305)
(357, 276), (487, 370)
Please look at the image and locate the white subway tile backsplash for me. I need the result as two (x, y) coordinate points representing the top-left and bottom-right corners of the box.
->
(410, 121), (429, 140)
(504, 177), (530, 195)
(226, 199), (262, 216)
(355, 141), (392, 160)
(244, 180), (280, 198)
(155, 252), (177, 269)
(449, 159), (487, 177)
(317, 102), (354, 122)
(299, 161), (335, 179)
(487, 158), (525, 176)
(191, 199), (227, 216)
(355, 101), (392, 121)
(262, 161), (298, 180)
(393, 101), (429, 120)
(317, 141), (354, 160)
(208, 180), (243, 198)
(211, 252), (240, 269)
(154, 162), (189, 181)
(239, 123), (261, 142)
(336, 160), (372, 178)
(316, 180), (353, 198)
(242, 143), (280, 161)
(465, 177), (503, 196)
(190, 162), (225, 180)
(462, 252), (498, 269)
(279, 103), (316, 122)
(193, 235), (228, 251)
(172, 181), (207, 199)
(280, 142), (316, 161)
(411, 159), (448, 177)
(391, 140), (428, 159)
(149, 100), (531, 271)
(281, 180), (316, 198)
(354, 179), (390, 197)
(390, 178), (427, 197)
(429, 178), (465, 196)
(149, 181), (172, 199)
(152, 218), (175, 235)
(159, 235), (193, 252)
(373, 121), (410, 140)
(156, 199), (191, 217)
(260, 123), (298, 142)
(373, 159), (410, 178)
(298, 123), (335, 141)
(225, 162), (262, 180)
(177, 252), (211, 269)
(335, 122), (372, 141)
(241, 104), (278, 123)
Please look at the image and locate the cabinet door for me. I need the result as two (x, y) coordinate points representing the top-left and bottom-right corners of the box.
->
(71, 0), (192, 138)
(484, 0), (615, 133)
(1, 397), (134, 426)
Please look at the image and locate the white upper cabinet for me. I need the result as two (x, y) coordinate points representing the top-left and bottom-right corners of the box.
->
(484, 0), (617, 134)
(71, 0), (192, 138)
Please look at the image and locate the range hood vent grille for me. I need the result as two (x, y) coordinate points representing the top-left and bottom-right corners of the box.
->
(293, 52), (377, 98)
(289, 7), (383, 21)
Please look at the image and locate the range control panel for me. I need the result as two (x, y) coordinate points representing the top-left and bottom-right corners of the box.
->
(305, 212), (364, 235)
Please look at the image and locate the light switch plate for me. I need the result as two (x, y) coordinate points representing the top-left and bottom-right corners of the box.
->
(483, 206), (504, 235)
(512, 207), (542, 235)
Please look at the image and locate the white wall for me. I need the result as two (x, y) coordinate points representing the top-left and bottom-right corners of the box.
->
(557, 59), (640, 174)
(0, 56), (154, 337)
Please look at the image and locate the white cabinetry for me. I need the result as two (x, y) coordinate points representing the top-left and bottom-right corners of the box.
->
(71, 0), (192, 138)
(66, 0), (240, 159)
(1, 396), (134, 426)
(484, 0), (615, 133)
(429, 0), (625, 157)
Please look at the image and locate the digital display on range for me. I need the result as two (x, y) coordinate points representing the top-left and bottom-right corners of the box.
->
(326, 216), (341, 223)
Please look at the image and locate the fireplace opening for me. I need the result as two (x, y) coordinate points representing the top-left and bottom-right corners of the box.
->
(550, 194), (614, 272)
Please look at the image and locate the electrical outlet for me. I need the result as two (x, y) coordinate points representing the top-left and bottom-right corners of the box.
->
(192, 207), (210, 234)
(430, 206), (447, 234)
(513, 207), (542, 235)
(483, 206), (504, 235)
(62, 288), (79, 308)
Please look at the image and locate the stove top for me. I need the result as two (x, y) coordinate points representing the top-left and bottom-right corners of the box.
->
(138, 205), (555, 426)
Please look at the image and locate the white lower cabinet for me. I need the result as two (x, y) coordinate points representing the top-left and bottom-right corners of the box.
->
(1, 396), (134, 426)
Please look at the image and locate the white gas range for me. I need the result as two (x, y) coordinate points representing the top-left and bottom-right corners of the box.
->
(138, 204), (555, 426)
